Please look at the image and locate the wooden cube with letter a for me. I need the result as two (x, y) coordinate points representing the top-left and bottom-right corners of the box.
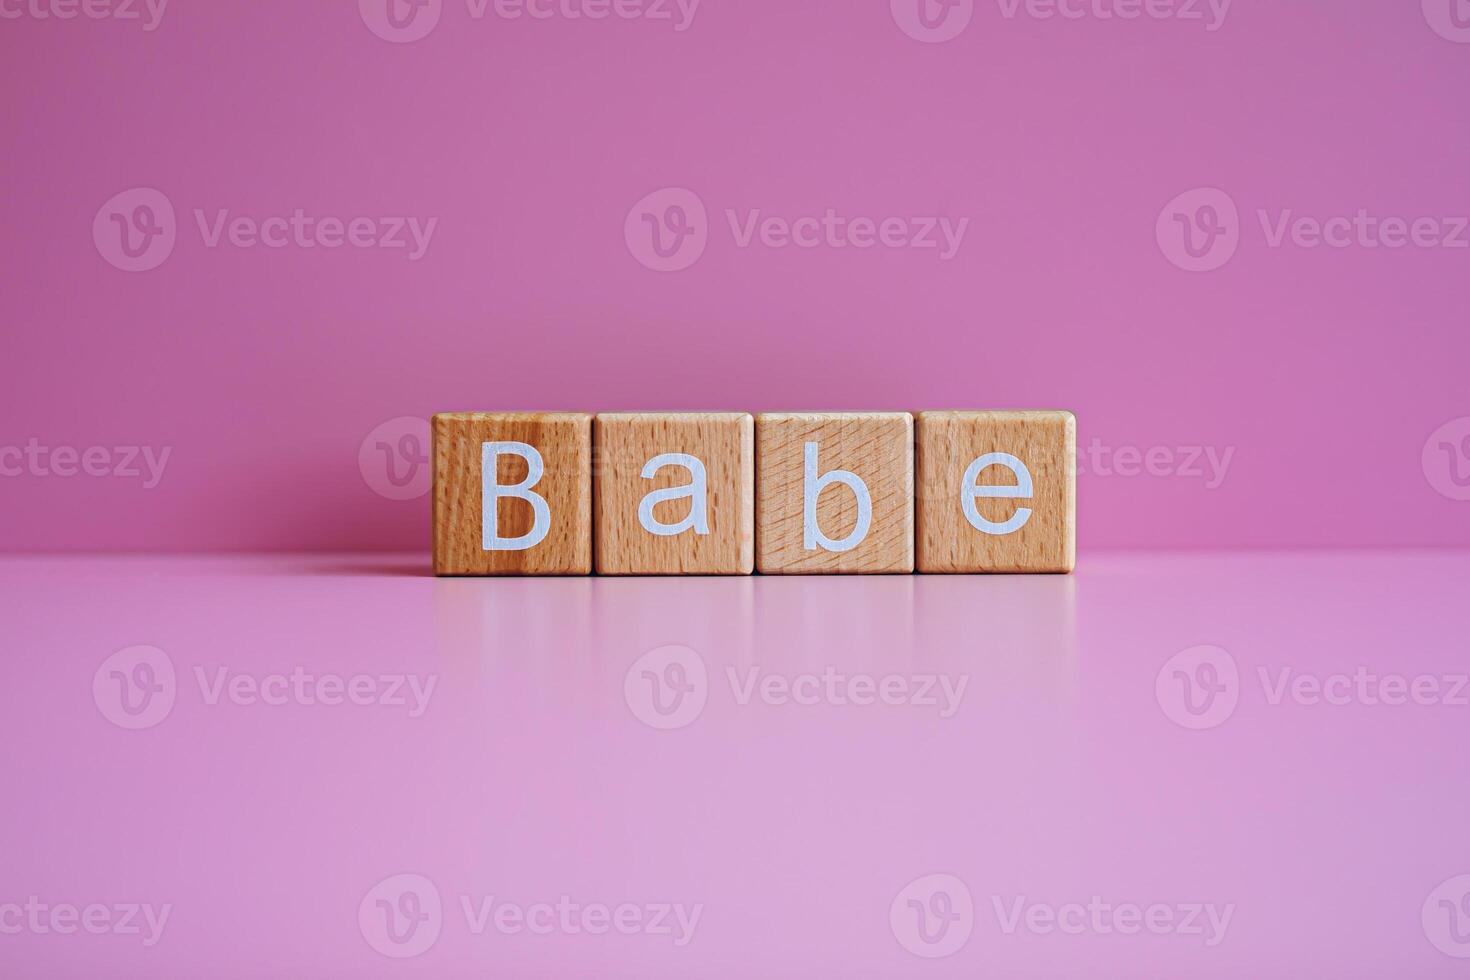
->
(755, 412), (914, 574)
(432, 412), (592, 576)
(594, 412), (754, 575)
(916, 410), (1075, 573)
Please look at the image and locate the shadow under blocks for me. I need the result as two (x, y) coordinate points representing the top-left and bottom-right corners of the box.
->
(431, 411), (1075, 576)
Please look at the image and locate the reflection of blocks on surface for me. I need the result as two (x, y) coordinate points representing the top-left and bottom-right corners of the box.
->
(755, 413), (914, 575)
(432, 412), (592, 576)
(594, 413), (754, 575)
(915, 410), (1075, 574)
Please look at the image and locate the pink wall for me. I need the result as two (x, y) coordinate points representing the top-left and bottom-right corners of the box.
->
(2, 0), (1468, 552)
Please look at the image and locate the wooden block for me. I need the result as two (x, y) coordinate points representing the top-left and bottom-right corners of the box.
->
(915, 410), (1075, 574)
(755, 413), (914, 574)
(594, 413), (754, 575)
(432, 412), (592, 576)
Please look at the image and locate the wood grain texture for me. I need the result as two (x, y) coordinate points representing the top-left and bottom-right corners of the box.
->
(432, 412), (591, 576)
(915, 410), (1075, 573)
(594, 413), (754, 575)
(755, 412), (914, 575)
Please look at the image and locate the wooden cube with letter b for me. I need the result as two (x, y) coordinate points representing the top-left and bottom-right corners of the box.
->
(916, 410), (1076, 573)
(755, 412), (914, 574)
(594, 412), (754, 575)
(432, 412), (592, 576)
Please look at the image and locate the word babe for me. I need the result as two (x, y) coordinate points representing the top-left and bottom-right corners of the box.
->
(431, 410), (1075, 576)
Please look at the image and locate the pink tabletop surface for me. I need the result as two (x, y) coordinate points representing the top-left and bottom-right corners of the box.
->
(3, 550), (1468, 977)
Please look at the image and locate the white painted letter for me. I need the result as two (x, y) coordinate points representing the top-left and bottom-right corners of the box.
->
(638, 453), (710, 536)
(803, 442), (871, 552)
(482, 442), (551, 550)
(962, 453), (1032, 535)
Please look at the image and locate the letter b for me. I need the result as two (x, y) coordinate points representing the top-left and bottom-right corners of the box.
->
(803, 442), (872, 552)
(482, 442), (551, 551)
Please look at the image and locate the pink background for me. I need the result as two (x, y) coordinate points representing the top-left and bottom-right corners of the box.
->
(3, 0), (1469, 552)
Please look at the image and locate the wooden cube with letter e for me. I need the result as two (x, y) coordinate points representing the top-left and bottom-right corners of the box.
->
(915, 410), (1075, 573)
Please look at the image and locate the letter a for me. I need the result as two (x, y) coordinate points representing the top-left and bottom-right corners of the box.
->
(638, 453), (710, 536)
(482, 441), (551, 550)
